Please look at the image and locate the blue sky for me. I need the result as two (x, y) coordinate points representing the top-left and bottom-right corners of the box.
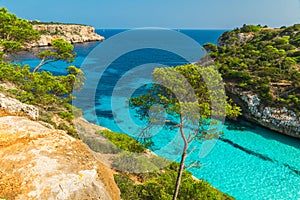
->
(1, 0), (300, 29)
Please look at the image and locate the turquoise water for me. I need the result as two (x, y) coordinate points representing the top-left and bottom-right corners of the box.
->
(18, 29), (300, 200)
(191, 121), (300, 200)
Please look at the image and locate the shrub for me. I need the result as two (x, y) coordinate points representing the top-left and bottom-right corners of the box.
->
(97, 130), (145, 153)
(240, 24), (261, 33)
(114, 163), (234, 200)
(58, 122), (78, 138)
(79, 133), (120, 154)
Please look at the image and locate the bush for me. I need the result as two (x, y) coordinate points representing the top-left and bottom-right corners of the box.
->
(112, 152), (162, 173)
(0, 62), (84, 132)
(114, 163), (234, 200)
(80, 133), (120, 154)
(58, 111), (74, 121)
(97, 130), (145, 153)
(240, 24), (261, 33)
(58, 122), (78, 138)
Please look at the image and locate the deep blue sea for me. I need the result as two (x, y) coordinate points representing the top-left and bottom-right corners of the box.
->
(19, 29), (300, 200)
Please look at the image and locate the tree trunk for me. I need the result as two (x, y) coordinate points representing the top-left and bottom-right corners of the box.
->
(33, 58), (45, 73)
(172, 115), (188, 200)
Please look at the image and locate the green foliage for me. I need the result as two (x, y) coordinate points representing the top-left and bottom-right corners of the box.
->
(0, 7), (40, 54)
(39, 30), (48, 35)
(211, 24), (300, 112)
(97, 130), (145, 153)
(0, 63), (84, 107)
(0, 8), (84, 138)
(80, 133), (121, 154)
(66, 65), (85, 90)
(1, 41), (22, 53)
(30, 21), (86, 26)
(114, 174), (141, 199)
(58, 122), (78, 138)
(37, 111), (58, 129)
(239, 24), (261, 33)
(274, 36), (290, 45)
(114, 163), (234, 200)
(34, 39), (76, 72)
(0, 62), (85, 136)
(58, 111), (74, 121)
(203, 43), (218, 52)
(112, 152), (163, 173)
(131, 64), (241, 124)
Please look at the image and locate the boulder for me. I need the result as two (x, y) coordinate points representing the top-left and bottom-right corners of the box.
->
(0, 93), (39, 120)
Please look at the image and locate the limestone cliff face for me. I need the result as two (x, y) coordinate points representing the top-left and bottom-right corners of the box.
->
(226, 85), (300, 138)
(0, 94), (120, 200)
(218, 28), (300, 139)
(27, 24), (104, 47)
(0, 93), (39, 120)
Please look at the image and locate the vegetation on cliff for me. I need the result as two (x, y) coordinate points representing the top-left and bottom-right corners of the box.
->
(0, 62), (83, 137)
(204, 24), (300, 113)
(114, 164), (233, 200)
(0, 8), (83, 137)
(34, 38), (77, 72)
(30, 20), (86, 26)
(0, 8), (39, 56)
(84, 128), (233, 200)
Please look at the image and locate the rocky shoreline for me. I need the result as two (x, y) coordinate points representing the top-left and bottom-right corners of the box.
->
(26, 24), (104, 48)
(216, 27), (300, 139)
(226, 85), (300, 139)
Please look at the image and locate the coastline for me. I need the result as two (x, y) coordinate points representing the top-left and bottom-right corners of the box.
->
(226, 86), (300, 139)
(25, 24), (105, 48)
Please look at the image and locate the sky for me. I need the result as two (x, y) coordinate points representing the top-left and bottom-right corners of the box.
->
(1, 0), (300, 29)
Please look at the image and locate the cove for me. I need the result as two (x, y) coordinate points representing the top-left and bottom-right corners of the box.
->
(19, 29), (300, 200)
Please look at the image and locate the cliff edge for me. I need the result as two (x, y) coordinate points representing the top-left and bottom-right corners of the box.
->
(26, 24), (104, 47)
(211, 24), (300, 138)
(0, 94), (120, 200)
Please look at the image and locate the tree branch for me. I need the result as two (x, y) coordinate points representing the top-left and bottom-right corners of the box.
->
(33, 58), (59, 72)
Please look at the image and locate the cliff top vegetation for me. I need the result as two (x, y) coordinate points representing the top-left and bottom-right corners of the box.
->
(203, 24), (300, 113)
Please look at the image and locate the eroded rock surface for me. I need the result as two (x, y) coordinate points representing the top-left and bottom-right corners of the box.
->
(227, 86), (300, 138)
(0, 93), (39, 120)
(26, 24), (104, 47)
(0, 116), (120, 200)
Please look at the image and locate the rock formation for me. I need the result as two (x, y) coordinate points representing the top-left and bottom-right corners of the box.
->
(218, 32), (254, 47)
(226, 86), (300, 138)
(0, 93), (120, 200)
(26, 24), (104, 47)
(216, 26), (300, 139)
(0, 93), (39, 120)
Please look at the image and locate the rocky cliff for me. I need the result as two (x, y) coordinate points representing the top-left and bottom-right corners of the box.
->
(226, 85), (300, 138)
(213, 25), (300, 139)
(26, 24), (104, 47)
(0, 93), (120, 200)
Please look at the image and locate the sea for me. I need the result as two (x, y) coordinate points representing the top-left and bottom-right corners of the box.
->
(18, 29), (300, 200)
